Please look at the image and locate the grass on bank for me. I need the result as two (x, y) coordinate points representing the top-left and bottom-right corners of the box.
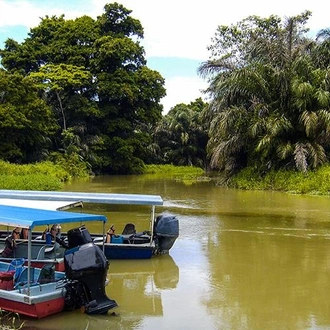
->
(144, 164), (205, 177)
(229, 165), (330, 195)
(144, 164), (207, 185)
(0, 158), (89, 191)
(0, 162), (206, 191)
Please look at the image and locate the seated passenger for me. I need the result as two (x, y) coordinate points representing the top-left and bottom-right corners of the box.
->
(106, 225), (115, 243)
(1, 227), (21, 258)
(42, 224), (61, 242)
(20, 228), (28, 239)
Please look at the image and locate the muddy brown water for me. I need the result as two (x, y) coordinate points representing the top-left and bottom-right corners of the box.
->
(17, 176), (330, 329)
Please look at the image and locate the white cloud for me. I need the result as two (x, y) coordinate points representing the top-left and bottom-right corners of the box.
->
(1, 0), (328, 60)
(0, 0), (329, 113)
(106, 0), (330, 110)
(162, 76), (209, 114)
(117, 0), (329, 60)
(0, 0), (101, 28)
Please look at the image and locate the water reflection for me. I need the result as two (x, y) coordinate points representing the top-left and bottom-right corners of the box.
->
(108, 255), (179, 316)
(203, 212), (330, 330)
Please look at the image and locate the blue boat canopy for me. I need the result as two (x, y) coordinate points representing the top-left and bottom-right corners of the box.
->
(0, 205), (107, 229)
(0, 199), (83, 211)
(0, 190), (164, 206)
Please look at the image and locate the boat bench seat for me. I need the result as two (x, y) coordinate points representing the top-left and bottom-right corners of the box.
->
(16, 267), (41, 284)
(121, 234), (150, 244)
(122, 223), (136, 235)
(36, 245), (54, 260)
(13, 243), (56, 260)
(93, 237), (105, 244)
(14, 264), (64, 289)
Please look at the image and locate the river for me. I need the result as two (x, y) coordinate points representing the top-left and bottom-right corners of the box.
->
(22, 175), (330, 330)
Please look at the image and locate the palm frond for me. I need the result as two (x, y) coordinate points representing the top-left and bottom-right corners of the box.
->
(293, 143), (308, 172)
(276, 142), (293, 160)
(318, 109), (330, 129)
(268, 116), (293, 136)
(306, 142), (327, 168)
(209, 134), (244, 169)
(299, 110), (318, 137)
(256, 135), (271, 152)
(315, 90), (330, 108)
(198, 55), (236, 79)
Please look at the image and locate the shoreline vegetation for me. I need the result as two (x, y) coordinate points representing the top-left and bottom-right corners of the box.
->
(0, 160), (330, 196)
(228, 166), (330, 195)
(0, 159), (88, 191)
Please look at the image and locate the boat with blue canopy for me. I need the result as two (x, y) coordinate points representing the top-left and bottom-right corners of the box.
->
(0, 204), (117, 318)
(0, 200), (83, 271)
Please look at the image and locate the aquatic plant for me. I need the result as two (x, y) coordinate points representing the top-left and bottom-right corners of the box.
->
(0, 309), (25, 330)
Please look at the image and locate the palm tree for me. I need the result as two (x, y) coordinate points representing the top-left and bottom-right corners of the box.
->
(314, 28), (330, 68)
(199, 11), (330, 175)
(153, 99), (208, 168)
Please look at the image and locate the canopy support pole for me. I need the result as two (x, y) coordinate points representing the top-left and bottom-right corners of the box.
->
(27, 229), (32, 295)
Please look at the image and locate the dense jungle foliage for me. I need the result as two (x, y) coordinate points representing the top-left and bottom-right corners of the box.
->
(199, 11), (330, 178)
(1, 4), (330, 191)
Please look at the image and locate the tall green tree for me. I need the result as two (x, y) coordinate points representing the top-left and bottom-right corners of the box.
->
(29, 63), (92, 131)
(0, 3), (165, 174)
(0, 69), (58, 163)
(199, 11), (330, 175)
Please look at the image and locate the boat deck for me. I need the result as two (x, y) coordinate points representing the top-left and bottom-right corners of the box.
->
(0, 260), (65, 291)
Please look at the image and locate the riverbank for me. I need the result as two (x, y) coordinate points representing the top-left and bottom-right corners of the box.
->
(229, 166), (330, 195)
(146, 164), (330, 196)
(0, 160), (88, 190)
(1, 160), (329, 195)
(0, 162), (205, 191)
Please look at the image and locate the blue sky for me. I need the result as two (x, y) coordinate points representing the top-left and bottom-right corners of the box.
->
(0, 0), (329, 114)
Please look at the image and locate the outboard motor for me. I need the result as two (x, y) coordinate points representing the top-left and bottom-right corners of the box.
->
(154, 214), (179, 253)
(64, 226), (117, 314)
